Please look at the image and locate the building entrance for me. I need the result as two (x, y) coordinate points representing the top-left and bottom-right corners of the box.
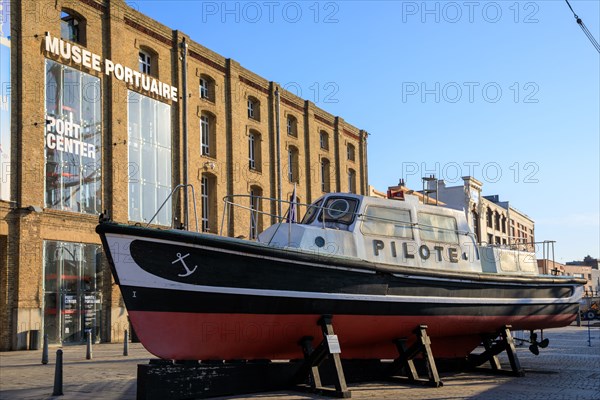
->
(43, 241), (103, 344)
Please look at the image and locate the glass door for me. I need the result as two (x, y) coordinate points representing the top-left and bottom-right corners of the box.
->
(43, 241), (102, 344)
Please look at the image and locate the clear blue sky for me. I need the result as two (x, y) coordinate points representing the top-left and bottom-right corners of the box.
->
(137, 0), (599, 263)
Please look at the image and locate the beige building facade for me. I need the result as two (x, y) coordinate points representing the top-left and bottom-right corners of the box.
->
(0, 0), (368, 350)
(421, 177), (535, 249)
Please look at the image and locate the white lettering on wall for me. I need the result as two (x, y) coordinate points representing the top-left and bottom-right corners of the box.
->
(46, 113), (96, 159)
(44, 32), (178, 102)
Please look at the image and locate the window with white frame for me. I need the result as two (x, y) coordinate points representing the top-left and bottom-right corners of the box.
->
(200, 115), (210, 156)
(287, 115), (297, 137)
(248, 130), (261, 171)
(248, 132), (256, 169)
(247, 97), (260, 120)
(200, 78), (209, 99)
(201, 175), (209, 232)
(139, 51), (151, 75)
(128, 91), (172, 226)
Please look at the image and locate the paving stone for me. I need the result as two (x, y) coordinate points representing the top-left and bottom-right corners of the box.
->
(0, 325), (598, 399)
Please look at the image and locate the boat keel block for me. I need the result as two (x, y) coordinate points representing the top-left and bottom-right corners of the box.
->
(468, 325), (525, 377)
(387, 325), (443, 387)
(292, 315), (352, 398)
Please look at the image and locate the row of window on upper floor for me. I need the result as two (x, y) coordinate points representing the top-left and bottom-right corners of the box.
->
(60, 10), (358, 164)
(199, 113), (355, 166)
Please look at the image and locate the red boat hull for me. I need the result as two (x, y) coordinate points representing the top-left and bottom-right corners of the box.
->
(129, 311), (576, 360)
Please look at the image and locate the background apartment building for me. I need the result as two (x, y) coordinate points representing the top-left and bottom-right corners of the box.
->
(0, 0), (368, 350)
(420, 177), (535, 249)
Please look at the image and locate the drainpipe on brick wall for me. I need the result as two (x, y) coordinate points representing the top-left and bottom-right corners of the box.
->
(181, 38), (189, 229)
(275, 88), (282, 218)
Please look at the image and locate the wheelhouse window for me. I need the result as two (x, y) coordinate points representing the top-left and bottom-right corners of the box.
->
(361, 206), (413, 238)
(317, 197), (359, 225)
(139, 50), (152, 75)
(287, 115), (298, 137)
(418, 213), (459, 244)
(60, 10), (84, 44)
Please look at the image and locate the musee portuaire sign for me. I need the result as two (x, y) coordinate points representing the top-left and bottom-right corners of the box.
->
(44, 32), (179, 102)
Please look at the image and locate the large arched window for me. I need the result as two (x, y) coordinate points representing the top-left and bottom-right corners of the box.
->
(486, 207), (493, 228)
(249, 185), (263, 239)
(200, 112), (216, 157)
(61, 9), (86, 45)
(287, 146), (299, 183)
(321, 158), (331, 192)
(248, 130), (262, 171)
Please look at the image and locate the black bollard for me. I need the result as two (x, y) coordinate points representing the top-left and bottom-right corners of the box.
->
(123, 329), (129, 356)
(41, 334), (49, 365)
(52, 349), (63, 396)
(86, 331), (92, 360)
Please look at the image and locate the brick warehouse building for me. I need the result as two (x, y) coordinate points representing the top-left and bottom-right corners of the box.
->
(0, 0), (369, 350)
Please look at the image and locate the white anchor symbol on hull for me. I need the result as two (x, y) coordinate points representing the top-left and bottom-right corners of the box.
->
(171, 253), (198, 277)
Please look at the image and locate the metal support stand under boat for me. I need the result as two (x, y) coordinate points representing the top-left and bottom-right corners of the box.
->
(468, 325), (524, 377)
(387, 325), (443, 387)
(293, 315), (351, 398)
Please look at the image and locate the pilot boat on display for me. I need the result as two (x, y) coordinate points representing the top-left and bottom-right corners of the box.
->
(96, 193), (585, 362)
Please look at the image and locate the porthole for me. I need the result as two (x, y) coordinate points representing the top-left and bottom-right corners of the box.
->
(326, 199), (350, 220)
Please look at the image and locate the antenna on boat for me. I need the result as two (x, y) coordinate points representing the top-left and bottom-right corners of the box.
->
(422, 175), (439, 206)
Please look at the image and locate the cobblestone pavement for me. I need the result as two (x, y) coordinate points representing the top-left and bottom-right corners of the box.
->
(1, 324), (598, 400)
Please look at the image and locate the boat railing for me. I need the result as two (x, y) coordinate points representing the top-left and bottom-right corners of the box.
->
(147, 184), (199, 231)
(220, 194), (310, 241)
